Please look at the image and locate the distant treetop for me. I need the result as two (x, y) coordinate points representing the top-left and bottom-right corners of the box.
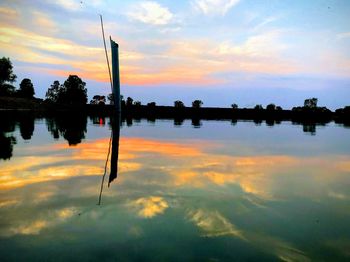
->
(192, 100), (203, 108)
(174, 100), (185, 108)
(0, 57), (16, 86)
(0, 57), (17, 96)
(45, 75), (87, 105)
(18, 78), (35, 98)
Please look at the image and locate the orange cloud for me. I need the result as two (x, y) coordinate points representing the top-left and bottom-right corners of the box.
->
(2, 134), (349, 203)
(0, 6), (18, 17)
(127, 196), (169, 218)
(0, 21), (299, 87)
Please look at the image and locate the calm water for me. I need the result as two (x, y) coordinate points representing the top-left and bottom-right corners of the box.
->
(1, 115), (350, 261)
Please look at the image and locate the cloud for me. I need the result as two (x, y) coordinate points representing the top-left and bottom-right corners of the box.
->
(127, 196), (169, 218)
(53, 0), (82, 11)
(192, 0), (240, 16)
(0, 6), (18, 17)
(188, 209), (245, 238)
(31, 10), (57, 35)
(188, 208), (309, 261)
(215, 30), (288, 58)
(336, 32), (350, 40)
(253, 16), (280, 31)
(5, 207), (77, 236)
(10, 220), (48, 235)
(127, 1), (173, 25)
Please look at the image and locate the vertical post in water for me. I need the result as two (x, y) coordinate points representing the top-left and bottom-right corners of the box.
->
(110, 37), (121, 113)
(108, 117), (120, 186)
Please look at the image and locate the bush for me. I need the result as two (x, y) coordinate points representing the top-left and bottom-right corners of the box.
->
(174, 100), (185, 108)
(192, 100), (203, 108)
(18, 78), (35, 98)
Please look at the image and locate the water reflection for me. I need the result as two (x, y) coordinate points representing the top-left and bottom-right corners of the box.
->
(0, 114), (342, 161)
(90, 116), (106, 126)
(46, 114), (87, 146)
(19, 115), (35, 140)
(191, 118), (202, 128)
(174, 118), (184, 126)
(1, 116), (350, 261)
(109, 116), (120, 185)
(98, 115), (120, 205)
(0, 133), (16, 160)
(0, 113), (16, 160)
(303, 123), (316, 135)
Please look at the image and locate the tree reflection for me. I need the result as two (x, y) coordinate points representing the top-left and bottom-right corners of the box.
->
(0, 114), (16, 134)
(266, 119), (275, 127)
(253, 119), (262, 126)
(126, 117), (133, 127)
(174, 118), (184, 126)
(303, 123), (316, 135)
(191, 118), (201, 128)
(90, 116), (106, 126)
(19, 115), (35, 140)
(0, 114), (16, 160)
(0, 134), (16, 160)
(46, 114), (87, 146)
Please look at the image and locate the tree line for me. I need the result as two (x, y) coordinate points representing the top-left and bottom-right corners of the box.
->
(0, 57), (88, 104)
(0, 57), (35, 98)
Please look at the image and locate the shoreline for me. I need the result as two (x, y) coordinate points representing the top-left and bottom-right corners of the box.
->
(0, 97), (349, 124)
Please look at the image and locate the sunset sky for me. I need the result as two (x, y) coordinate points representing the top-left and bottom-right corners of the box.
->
(0, 0), (349, 109)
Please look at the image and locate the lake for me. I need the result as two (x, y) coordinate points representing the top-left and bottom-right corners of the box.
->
(1, 115), (350, 261)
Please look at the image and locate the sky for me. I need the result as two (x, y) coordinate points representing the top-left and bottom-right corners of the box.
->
(0, 0), (349, 109)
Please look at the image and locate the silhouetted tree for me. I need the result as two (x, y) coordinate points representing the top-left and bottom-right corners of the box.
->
(121, 95), (126, 107)
(107, 93), (114, 104)
(0, 84), (16, 96)
(45, 80), (61, 103)
(147, 102), (156, 107)
(276, 106), (282, 111)
(126, 97), (133, 107)
(231, 103), (238, 109)
(0, 57), (16, 96)
(254, 104), (263, 110)
(192, 100), (203, 108)
(59, 75), (87, 105)
(133, 101), (141, 107)
(45, 76), (87, 105)
(90, 95), (106, 105)
(266, 103), (276, 111)
(18, 78), (35, 98)
(61, 75), (87, 105)
(174, 100), (185, 108)
(304, 98), (318, 108)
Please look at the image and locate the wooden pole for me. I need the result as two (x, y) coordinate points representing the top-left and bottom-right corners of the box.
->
(110, 37), (121, 112)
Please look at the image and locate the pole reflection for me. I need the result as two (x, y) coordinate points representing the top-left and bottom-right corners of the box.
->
(98, 114), (120, 205)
